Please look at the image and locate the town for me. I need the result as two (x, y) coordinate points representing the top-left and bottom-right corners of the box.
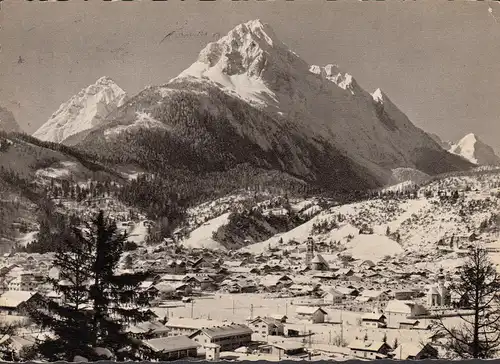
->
(0, 229), (479, 361)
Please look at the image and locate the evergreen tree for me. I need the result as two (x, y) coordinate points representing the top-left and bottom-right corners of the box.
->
(433, 244), (500, 359)
(27, 211), (156, 361)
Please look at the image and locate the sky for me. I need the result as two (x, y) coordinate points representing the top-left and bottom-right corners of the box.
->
(1, 0), (499, 151)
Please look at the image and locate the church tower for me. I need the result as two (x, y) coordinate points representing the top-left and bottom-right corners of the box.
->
(305, 237), (315, 268)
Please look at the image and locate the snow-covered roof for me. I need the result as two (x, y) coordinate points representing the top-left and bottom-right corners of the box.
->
(164, 317), (226, 330)
(0, 291), (37, 308)
(349, 340), (389, 352)
(144, 336), (199, 353)
(361, 313), (386, 321)
(384, 299), (417, 315)
(295, 306), (327, 315)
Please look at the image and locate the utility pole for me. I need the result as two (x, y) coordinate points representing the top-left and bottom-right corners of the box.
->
(285, 302), (288, 316)
(328, 330), (332, 344)
(250, 304), (254, 320)
(191, 301), (194, 318)
(308, 330), (312, 348)
(232, 298), (235, 315)
(340, 308), (344, 344)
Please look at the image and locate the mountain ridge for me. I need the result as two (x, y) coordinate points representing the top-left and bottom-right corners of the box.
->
(38, 19), (471, 197)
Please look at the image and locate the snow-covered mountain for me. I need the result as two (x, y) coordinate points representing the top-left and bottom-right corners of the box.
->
(32, 77), (127, 144)
(0, 106), (21, 133)
(169, 20), (471, 177)
(449, 133), (500, 166)
(74, 20), (471, 194)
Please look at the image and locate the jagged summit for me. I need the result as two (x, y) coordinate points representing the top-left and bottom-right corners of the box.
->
(172, 19), (309, 106)
(310, 64), (360, 94)
(450, 133), (500, 166)
(33, 77), (127, 144)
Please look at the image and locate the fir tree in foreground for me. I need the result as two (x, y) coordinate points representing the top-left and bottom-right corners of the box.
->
(27, 210), (156, 361)
(432, 244), (500, 359)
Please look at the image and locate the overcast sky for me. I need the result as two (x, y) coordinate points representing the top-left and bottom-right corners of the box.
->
(1, 0), (499, 151)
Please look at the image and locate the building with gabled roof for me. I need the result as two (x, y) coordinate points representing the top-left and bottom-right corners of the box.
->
(361, 312), (387, 328)
(348, 340), (392, 359)
(0, 291), (42, 316)
(248, 316), (285, 337)
(295, 306), (327, 323)
(310, 254), (329, 271)
(142, 335), (199, 361)
(188, 324), (253, 351)
(390, 342), (438, 360)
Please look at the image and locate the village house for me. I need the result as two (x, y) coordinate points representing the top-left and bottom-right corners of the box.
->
(269, 314), (288, 323)
(155, 282), (192, 299)
(357, 260), (376, 270)
(357, 290), (390, 308)
(295, 306), (327, 324)
(248, 316), (285, 337)
(323, 288), (344, 305)
(127, 320), (170, 339)
(361, 313), (387, 328)
(189, 324), (253, 351)
(348, 340), (392, 359)
(163, 318), (227, 337)
(398, 319), (422, 330)
(0, 291), (42, 316)
(390, 343), (439, 360)
(394, 290), (415, 300)
(7, 273), (44, 292)
(264, 342), (307, 359)
(163, 260), (187, 275)
(384, 300), (428, 326)
(142, 335), (199, 361)
(259, 275), (293, 292)
(337, 286), (359, 297)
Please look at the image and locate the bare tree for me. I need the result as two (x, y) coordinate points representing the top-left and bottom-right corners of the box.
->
(433, 244), (500, 358)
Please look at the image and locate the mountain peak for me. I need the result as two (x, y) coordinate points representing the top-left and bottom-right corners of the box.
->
(33, 77), (127, 144)
(461, 133), (478, 143)
(172, 19), (304, 106)
(372, 88), (384, 103)
(189, 19), (285, 78)
(0, 106), (21, 133)
(450, 133), (500, 166)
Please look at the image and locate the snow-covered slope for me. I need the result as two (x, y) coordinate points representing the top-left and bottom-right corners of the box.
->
(0, 106), (21, 133)
(449, 133), (500, 166)
(33, 77), (127, 144)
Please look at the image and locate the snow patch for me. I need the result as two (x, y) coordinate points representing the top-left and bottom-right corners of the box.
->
(181, 213), (230, 251)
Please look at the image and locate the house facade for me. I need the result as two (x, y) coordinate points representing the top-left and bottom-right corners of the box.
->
(349, 340), (392, 359)
(248, 317), (285, 337)
(189, 324), (253, 351)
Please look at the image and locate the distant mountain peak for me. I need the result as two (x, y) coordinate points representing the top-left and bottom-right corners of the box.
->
(372, 88), (384, 103)
(33, 77), (127, 144)
(450, 133), (500, 166)
(0, 106), (21, 133)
